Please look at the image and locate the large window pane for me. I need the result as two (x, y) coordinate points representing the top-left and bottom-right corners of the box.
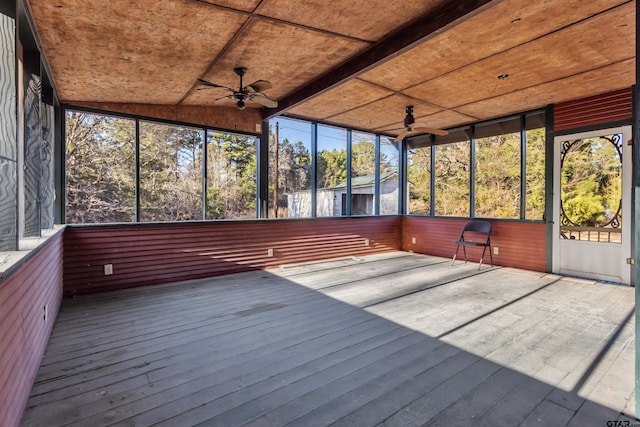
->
(316, 125), (347, 217)
(526, 113), (546, 220)
(269, 118), (312, 218)
(65, 111), (135, 223)
(206, 130), (257, 219)
(351, 131), (376, 215)
(407, 144), (431, 215)
(434, 129), (470, 216)
(139, 121), (203, 222)
(380, 136), (399, 215)
(474, 120), (521, 219)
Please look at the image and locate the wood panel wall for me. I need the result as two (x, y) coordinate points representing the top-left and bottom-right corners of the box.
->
(63, 217), (401, 296)
(0, 231), (63, 427)
(69, 102), (263, 135)
(554, 88), (632, 131)
(402, 217), (546, 272)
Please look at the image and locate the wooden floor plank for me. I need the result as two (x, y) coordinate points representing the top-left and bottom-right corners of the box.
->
(88, 323), (411, 426)
(26, 299), (371, 409)
(20, 252), (636, 427)
(519, 400), (576, 427)
(244, 343), (461, 427)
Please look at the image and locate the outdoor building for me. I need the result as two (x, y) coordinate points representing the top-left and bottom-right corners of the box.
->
(288, 172), (398, 218)
(0, 0), (638, 426)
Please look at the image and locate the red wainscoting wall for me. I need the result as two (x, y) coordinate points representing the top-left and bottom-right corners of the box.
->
(63, 216), (402, 296)
(402, 216), (547, 272)
(0, 230), (64, 427)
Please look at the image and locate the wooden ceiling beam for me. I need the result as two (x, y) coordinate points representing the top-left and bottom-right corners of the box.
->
(262, 0), (502, 120)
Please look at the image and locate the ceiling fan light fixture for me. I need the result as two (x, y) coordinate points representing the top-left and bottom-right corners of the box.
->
(236, 99), (246, 109)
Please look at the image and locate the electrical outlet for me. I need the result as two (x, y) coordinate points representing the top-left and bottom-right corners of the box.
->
(412, 237), (416, 244)
(104, 264), (113, 275)
(267, 248), (274, 257)
(365, 239), (370, 246)
(493, 247), (499, 255)
(43, 305), (48, 322)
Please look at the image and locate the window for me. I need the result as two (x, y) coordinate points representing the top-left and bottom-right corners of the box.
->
(206, 130), (257, 219)
(269, 118), (312, 218)
(407, 140), (431, 215)
(525, 113), (546, 219)
(474, 119), (521, 219)
(139, 122), (203, 222)
(65, 112), (136, 223)
(351, 131), (376, 216)
(316, 125), (347, 217)
(434, 129), (471, 217)
(379, 137), (399, 215)
(409, 112), (546, 220)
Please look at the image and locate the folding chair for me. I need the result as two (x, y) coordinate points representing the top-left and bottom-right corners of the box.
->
(452, 220), (493, 269)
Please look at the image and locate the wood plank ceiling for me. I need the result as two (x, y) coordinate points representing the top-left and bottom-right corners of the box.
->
(27, 0), (635, 136)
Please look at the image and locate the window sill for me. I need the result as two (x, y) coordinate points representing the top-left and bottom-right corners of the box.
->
(0, 225), (65, 281)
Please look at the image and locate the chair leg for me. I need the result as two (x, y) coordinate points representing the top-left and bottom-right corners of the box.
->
(488, 245), (494, 267)
(452, 245), (459, 266)
(462, 246), (467, 263)
(479, 246), (487, 270)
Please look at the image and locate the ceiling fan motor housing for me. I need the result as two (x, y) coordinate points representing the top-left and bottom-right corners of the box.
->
(404, 105), (415, 128)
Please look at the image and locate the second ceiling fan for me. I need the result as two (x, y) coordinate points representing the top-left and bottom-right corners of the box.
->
(394, 105), (448, 142)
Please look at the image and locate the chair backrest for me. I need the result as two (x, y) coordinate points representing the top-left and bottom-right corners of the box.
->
(458, 221), (492, 244)
(463, 220), (491, 234)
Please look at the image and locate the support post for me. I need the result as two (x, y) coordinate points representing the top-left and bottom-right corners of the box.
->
(273, 122), (279, 218)
(634, 0), (640, 416)
(257, 120), (269, 218)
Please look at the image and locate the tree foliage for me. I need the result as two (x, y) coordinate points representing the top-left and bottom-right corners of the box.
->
(408, 147), (431, 214)
(66, 112), (135, 223)
(65, 111), (257, 223)
(561, 136), (621, 226)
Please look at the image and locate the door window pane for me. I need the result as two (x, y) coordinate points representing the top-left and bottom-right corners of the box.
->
(560, 133), (622, 243)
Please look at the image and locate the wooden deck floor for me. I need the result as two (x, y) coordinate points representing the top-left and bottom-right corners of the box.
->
(21, 252), (636, 426)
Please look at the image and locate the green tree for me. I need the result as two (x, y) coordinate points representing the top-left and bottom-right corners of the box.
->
(317, 149), (347, 188)
(407, 147), (431, 214)
(65, 112), (135, 223)
(561, 136), (620, 226)
(474, 133), (521, 219)
(139, 122), (203, 222)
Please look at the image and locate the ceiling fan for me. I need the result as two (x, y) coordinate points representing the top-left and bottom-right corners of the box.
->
(394, 105), (448, 142)
(197, 67), (277, 110)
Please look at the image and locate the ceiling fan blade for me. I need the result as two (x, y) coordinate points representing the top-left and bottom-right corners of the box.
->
(394, 129), (410, 142)
(246, 80), (272, 93)
(411, 123), (449, 136)
(252, 95), (278, 108)
(197, 78), (234, 91)
(214, 95), (233, 104)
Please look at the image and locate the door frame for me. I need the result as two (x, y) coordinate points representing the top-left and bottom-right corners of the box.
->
(552, 125), (632, 284)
